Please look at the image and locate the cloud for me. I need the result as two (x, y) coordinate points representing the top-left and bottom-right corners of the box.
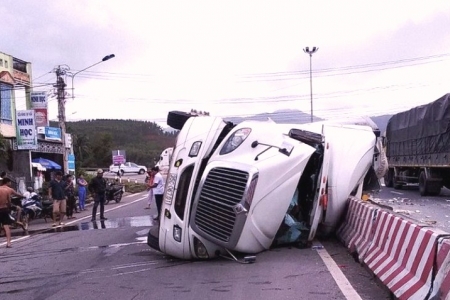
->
(2, 0), (450, 124)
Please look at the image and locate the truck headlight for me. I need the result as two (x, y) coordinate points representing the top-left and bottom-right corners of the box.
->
(189, 141), (202, 157)
(164, 173), (177, 204)
(194, 237), (209, 259)
(173, 225), (182, 242)
(220, 128), (251, 155)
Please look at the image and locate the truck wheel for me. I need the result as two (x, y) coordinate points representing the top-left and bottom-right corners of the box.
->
(167, 111), (192, 130)
(384, 169), (394, 188)
(393, 176), (403, 190)
(147, 227), (160, 251)
(419, 171), (428, 196)
(428, 185), (441, 196)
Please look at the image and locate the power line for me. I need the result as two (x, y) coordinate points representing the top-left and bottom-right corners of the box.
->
(56, 52), (450, 84)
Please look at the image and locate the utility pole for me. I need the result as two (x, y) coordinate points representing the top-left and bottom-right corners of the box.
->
(55, 66), (68, 173)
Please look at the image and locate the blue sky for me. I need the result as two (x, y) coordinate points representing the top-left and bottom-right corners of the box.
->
(2, 0), (450, 126)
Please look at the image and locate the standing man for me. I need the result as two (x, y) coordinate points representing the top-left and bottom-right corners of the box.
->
(0, 177), (24, 248)
(64, 175), (76, 219)
(149, 166), (165, 221)
(89, 169), (108, 222)
(48, 171), (67, 227)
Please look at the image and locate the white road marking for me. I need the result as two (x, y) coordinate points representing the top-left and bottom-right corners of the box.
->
(314, 243), (363, 300)
(0, 193), (147, 247)
(391, 191), (404, 195)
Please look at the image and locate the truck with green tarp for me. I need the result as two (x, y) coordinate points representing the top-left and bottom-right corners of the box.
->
(384, 93), (450, 196)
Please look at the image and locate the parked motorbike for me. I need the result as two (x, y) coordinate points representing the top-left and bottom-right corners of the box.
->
(105, 181), (124, 205)
(22, 194), (53, 225)
(8, 196), (28, 231)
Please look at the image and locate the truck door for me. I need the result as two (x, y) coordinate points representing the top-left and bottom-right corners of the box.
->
(308, 125), (331, 241)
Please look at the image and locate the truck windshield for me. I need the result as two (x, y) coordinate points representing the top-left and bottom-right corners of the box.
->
(174, 164), (194, 220)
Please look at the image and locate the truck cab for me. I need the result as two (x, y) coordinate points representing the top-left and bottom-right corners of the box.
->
(148, 112), (380, 259)
(155, 147), (173, 175)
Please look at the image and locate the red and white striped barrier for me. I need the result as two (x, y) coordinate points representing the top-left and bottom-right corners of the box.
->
(338, 197), (450, 300)
(429, 238), (450, 299)
(337, 197), (377, 258)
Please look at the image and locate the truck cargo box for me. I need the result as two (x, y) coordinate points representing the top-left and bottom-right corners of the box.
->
(386, 93), (450, 167)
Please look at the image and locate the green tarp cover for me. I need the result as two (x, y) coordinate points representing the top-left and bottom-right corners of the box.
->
(386, 93), (450, 157)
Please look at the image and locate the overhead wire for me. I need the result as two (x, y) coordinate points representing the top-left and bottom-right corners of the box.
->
(33, 52), (450, 122)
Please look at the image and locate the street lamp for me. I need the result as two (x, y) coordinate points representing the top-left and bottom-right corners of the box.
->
(303, 47), (319, 123)
(71, 54), (115, 102)
(60, 54), (115, 173)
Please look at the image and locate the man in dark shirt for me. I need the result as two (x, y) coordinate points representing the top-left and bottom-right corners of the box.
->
(48, 171), (66, 227)
(89, 169), (108, 222)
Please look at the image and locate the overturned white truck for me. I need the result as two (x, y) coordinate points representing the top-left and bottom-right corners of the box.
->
(148, 111), (385, 260)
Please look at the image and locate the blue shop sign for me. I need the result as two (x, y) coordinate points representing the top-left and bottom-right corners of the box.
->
(45, 127), (61, 141)
(68, 154), (75, 171)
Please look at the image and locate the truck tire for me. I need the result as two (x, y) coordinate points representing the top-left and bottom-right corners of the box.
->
(428, 185), (441, 196)
(147, 227), (160, 251)
(167, 111), (192, 130)
(393, 174), (403, 189)
(384, 169), (394, 188)
(419, 171), (428, 196)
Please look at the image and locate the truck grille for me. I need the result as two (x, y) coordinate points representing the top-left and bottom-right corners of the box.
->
(194, 167), (249, 242)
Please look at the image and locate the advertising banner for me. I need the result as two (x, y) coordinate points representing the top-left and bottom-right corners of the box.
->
(34, 108), (48, 127)
(44, 127), (62, 141)
(68, 154), (75, 171)
(112, 150), (126, 165)
(16, 110), (37, 150)
(30, 91), (48, 109)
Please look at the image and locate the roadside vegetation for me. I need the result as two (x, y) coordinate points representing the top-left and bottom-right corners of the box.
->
(51, 119), (177, 169)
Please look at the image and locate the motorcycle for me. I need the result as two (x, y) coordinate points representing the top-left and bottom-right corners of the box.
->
(7, 196), (28, 231)
(22, 194), (53, 225)
(105, 181), (124, 205)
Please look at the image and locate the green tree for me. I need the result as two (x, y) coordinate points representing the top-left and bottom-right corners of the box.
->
(73, 133), (90, 166)
(89, 133), (113, 167)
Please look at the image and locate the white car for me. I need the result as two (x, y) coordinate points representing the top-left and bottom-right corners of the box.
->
(109, 162), (147, 175)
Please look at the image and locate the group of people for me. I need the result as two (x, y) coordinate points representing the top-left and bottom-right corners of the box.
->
(48, 169), (107, 227)
(1, 165), (165, 248)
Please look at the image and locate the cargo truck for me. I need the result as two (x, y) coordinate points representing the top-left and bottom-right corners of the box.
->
(148, 111), (384, 260)
(384, 93), (450, 196)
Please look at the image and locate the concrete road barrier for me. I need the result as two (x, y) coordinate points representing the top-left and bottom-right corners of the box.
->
(338, 197), (450, 299)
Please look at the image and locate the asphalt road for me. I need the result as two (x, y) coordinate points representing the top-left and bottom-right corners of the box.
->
(371, 184), (450, 231)
(0, 192), (391, 300)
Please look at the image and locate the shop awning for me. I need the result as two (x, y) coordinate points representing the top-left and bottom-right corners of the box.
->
(31, 162), (47, 171)
(32, 158), (61, 170)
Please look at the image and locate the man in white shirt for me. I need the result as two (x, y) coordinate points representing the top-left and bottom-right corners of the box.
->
(149, 166), (165, 221)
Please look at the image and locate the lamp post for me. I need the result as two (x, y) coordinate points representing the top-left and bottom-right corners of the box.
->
(71, 54), (115, 102)
(60, 54), (115, 173)
(303, 47), (319, 123)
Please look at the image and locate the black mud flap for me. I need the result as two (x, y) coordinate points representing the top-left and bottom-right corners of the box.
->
(147, 227), (160, 251)
(363, 166), (381, 192)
